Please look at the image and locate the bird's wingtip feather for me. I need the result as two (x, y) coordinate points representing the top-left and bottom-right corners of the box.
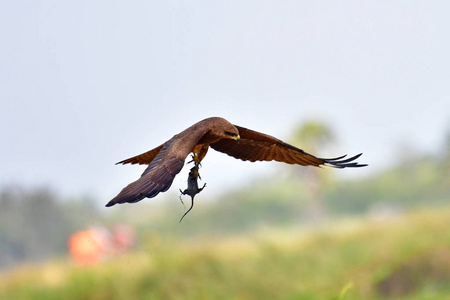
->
(105, 201), (115, 207)
(321, 153), (367, 168)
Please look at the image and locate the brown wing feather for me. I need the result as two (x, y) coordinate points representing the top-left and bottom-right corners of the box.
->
(107, 141), (187, 207)
(116, 145), (164, 165)
(106, 156), (185, 206)
(210, 126), (322, 165)
(107, 119), (215, 207)
(210, 125), (367, 168)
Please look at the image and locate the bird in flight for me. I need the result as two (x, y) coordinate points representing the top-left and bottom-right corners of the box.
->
(106, 117), (367, 213)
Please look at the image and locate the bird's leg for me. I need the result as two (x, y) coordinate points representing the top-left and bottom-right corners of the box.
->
(187, 153), (202, 166)
(192, 160), (202, 180)
(179, 165), (206, 222)
(187, 152), (203, 179)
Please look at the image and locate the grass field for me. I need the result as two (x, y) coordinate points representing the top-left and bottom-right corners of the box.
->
(1, 208), (450, 300)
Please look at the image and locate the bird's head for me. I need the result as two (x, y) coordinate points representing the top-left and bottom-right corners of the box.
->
(209, 117), (240, 142)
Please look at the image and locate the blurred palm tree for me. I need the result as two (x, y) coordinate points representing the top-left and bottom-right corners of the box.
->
(289, 120), (337, 225)
(290, 120), (336, 154)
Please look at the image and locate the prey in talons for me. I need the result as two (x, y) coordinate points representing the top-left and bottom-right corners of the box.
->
(178, 158), (206, 222)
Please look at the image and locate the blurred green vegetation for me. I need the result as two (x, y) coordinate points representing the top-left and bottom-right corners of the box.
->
(1, 121), (449, 298)
(0, 187), (101, 268)
(1, 209), (450, 299)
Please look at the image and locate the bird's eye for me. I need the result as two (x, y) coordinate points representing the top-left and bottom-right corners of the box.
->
(224, 131), (236, 137)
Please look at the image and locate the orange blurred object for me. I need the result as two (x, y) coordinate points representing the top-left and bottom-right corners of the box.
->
(68, 230), (108, 265)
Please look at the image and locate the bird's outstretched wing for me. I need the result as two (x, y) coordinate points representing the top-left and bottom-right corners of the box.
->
(210, 125), (367, 168)
(106, 144), (185, 207)
(116, 144), (164, 165)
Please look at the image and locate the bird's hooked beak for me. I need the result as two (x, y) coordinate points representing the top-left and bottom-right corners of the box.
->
(234, 135), (241, 143)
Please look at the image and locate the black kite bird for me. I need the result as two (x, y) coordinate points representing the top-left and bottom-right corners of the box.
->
(106, 117), (367, 209)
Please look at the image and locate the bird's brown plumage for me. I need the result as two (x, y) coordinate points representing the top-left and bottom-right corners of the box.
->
(106, 117), (366, 207)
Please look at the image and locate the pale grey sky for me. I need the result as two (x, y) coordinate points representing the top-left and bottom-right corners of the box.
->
(1, 1), (449, 203)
